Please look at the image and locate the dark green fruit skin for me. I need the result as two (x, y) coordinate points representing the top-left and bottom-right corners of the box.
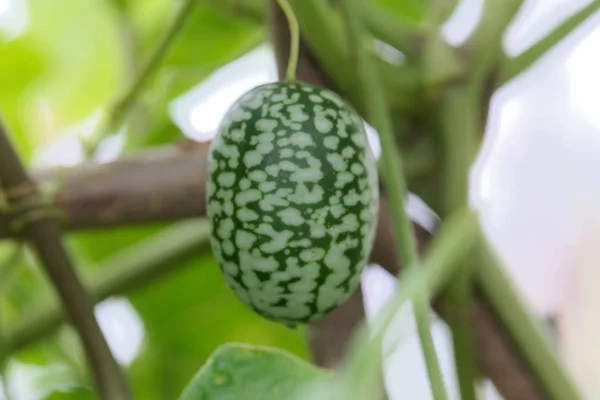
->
(206, 82), (379, 325)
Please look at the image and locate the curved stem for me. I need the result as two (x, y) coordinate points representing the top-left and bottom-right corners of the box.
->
(86, 0), (197, 155)
(275, 0), (299, 81)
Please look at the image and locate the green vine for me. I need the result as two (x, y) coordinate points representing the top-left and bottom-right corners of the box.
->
(86, 0), (198, 156)
(337, 0), (448, 398)
(276, 0), (300, 81)
(438, 82), (480, 400)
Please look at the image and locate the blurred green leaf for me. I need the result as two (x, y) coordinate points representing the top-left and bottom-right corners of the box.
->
(46, 387), (95, 400)
(25, 0), (121, 127)
(0, 40), (46, 96)
(68, 224), (170, 267)
(0, 0), (121, 159)
(178, 343), (329, 400)
(0, 248), (50, 325)
(0, 38), (46, 156)
(128, 0), (177, 54)
(374, 0), (424, 24)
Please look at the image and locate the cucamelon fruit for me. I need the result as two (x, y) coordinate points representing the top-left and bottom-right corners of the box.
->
(207, 81), (379, 325)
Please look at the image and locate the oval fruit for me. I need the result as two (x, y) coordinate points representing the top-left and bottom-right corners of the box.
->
(206, 81), (379, 325)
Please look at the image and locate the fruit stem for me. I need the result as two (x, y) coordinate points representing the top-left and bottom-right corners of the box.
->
(276, 0), (299, 81)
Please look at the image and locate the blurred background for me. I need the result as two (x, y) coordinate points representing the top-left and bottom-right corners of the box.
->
(1, 0), (600, 398)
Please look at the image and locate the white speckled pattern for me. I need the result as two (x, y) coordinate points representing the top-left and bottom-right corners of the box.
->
(207, 82), (379, 325)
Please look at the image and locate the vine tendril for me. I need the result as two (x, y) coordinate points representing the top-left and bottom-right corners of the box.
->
(276, 0), (300, 81)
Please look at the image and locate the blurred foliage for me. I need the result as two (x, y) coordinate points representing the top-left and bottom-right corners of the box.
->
(0, 0), (308, 398)
(375, 0), (425, 24)
(0, 0), (120, 158)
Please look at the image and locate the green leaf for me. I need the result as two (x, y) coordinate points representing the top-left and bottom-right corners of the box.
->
(46, 387), (96, 400)
(24, 0), (121, 127)
(0, 249), (50, 324)
(0, 38), (47, 157)
(179, 343), (330, 400)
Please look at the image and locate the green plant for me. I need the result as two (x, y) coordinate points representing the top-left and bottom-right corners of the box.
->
(0, 0), (598, 399)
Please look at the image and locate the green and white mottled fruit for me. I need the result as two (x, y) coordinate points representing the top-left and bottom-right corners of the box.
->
(206, 81), (379, 325)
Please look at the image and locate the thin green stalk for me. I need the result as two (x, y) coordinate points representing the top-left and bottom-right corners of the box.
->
(502, 0), (600, 83)
(340, 0), (415, 271)
(469, 0), (523, 51)
(87, 0), (197, 154)
(467, 0), (523, 80)
(212, 0), (422, 60)
(286, 0), (357, 104)
(439, 83), (480, 400)
(361, 3), (422, 57)
(340, 209), (479, 400)
(275, 0), (299, 81)
(444, 261), (477, 400)
(478, 244), (582, 400)
(338, 0), (447, 398)
(440, 85), (478, 214)
(113, 0), (195, 123)
(441, 3), (521, 398)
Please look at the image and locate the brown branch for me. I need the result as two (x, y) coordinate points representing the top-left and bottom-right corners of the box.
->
(0, 140), (211, 239)
(0, 122), (132, 400)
